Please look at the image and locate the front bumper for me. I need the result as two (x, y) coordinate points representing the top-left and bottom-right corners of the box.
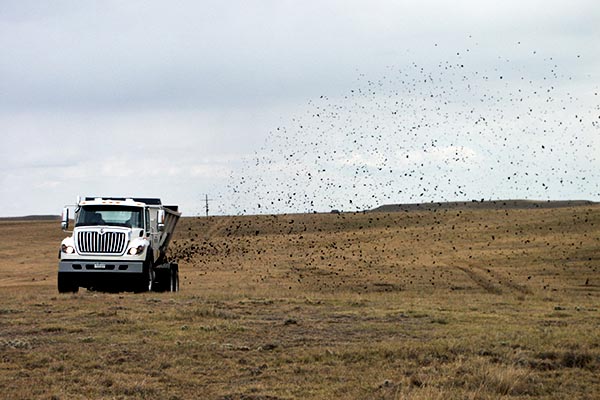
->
(59, 260), (144, 273)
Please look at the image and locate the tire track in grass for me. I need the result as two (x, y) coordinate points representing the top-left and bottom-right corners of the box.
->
(455, 266), (504, 294)
(455, 265), (533, 295)
(469, 264), (533, 295)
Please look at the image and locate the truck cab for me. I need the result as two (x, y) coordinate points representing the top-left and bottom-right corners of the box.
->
(58, 197), (180, 293)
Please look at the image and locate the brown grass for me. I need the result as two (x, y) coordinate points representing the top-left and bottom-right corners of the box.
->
(0, 205), (599, 399)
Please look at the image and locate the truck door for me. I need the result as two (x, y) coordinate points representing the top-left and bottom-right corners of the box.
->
(146, 207), (160, 261)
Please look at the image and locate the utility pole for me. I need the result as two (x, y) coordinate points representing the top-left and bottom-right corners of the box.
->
(204, 194), (214, 217)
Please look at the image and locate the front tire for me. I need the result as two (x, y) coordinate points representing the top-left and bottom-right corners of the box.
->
(135, 265), (154, 292)
(146, 267), (155, 292)
(135, 251), (155, 292)
(57, 273), (78, 293)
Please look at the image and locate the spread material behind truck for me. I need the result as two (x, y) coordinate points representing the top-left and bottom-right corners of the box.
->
(58, 197), (181, 293)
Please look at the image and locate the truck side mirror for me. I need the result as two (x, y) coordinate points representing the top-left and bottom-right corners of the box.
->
(157, 209), (165, 232)
(61, 207), (69, 230)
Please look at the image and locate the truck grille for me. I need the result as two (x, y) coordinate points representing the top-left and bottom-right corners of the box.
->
(77, 231), (127, 254)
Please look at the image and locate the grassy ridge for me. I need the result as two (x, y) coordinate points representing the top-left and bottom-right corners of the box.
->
(0, 205), (599, 399)
(371, 199), (597, 213)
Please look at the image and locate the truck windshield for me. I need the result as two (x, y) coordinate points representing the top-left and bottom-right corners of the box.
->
(76, 206), (144, 228)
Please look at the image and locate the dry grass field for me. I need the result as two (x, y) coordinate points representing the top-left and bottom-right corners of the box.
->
(1, 205), (599, 399)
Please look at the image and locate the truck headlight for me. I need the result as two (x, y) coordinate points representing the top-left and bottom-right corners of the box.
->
(61, 244), (74, 254)
(128, 245), (145, 255)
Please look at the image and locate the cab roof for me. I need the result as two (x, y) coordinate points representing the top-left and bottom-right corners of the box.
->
(80, 197), (161, 207)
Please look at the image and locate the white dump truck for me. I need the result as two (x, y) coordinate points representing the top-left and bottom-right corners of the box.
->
(58, 197), (181, 293)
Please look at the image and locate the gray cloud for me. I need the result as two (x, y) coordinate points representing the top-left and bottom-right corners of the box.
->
(0, 0), (598, 216)
(3, 0), (597, 110)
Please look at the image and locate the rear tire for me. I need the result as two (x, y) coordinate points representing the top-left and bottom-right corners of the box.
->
(57, 273), (78, 293)
(170, 264), (179, 292)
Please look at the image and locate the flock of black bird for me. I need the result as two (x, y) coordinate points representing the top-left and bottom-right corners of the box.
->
(171, 204), (598, 293)
(222, 44), (598, 215)
(173, 44), (598, 292)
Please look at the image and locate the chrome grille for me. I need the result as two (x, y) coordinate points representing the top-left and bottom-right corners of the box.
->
(77, 231), (127, 254)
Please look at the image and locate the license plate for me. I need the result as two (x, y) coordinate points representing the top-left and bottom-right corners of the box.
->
(94, 263), (106, 269)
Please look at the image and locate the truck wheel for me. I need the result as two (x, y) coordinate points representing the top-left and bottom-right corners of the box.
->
(135, 266), (154, 293)
(170, 265), (179, 292)
(146, 268), (155, 292)
(135, 250), (155, 293)
(57, 273), (78, 294)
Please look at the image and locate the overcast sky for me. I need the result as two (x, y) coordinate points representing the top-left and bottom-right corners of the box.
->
(1, 1), (598, 216)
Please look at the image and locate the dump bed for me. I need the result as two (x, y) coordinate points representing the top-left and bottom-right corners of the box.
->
(159, 205), (181, 253)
